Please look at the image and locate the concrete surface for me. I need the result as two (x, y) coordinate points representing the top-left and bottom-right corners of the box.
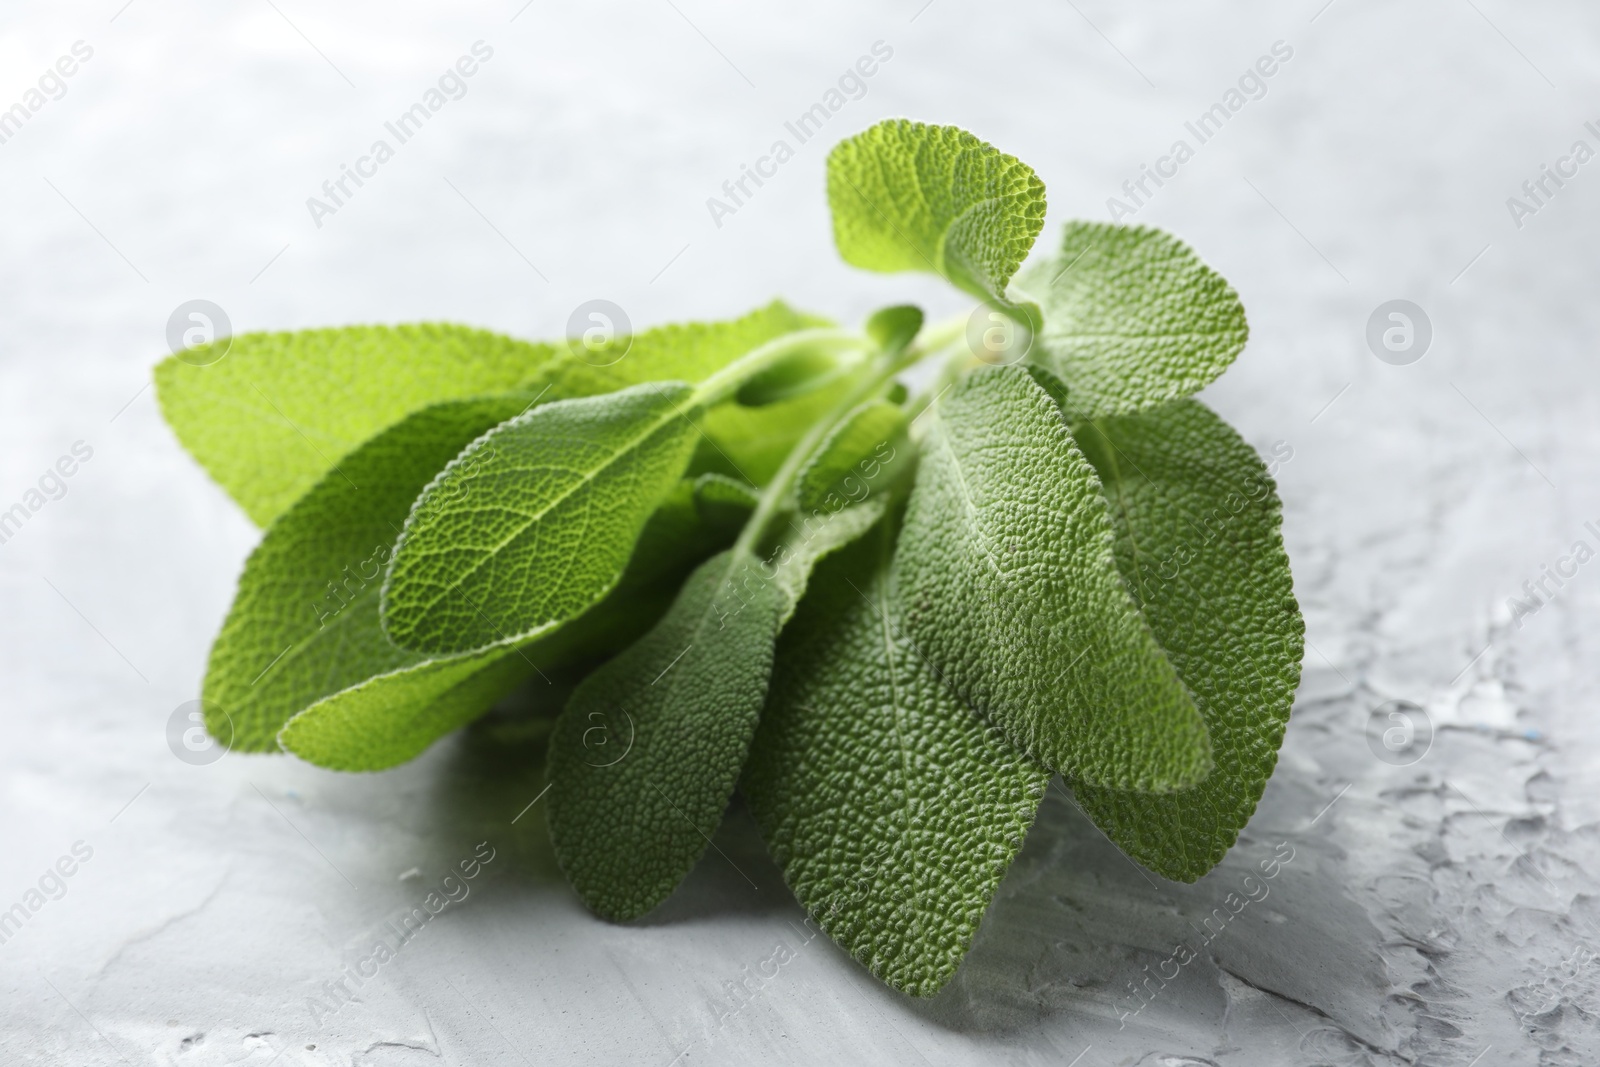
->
(1, 1), (1597, 1063)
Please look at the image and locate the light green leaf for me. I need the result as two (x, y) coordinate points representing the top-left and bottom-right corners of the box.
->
(155, 303), (825, 528)
(795, 400), (910, 514)
(155, 325), (558, 527)
(547, 498), (886, 920)
(1013, 222), (1248, 417)
(277, 646), (535, 772)
(865, 304), (924, 355)
(744, 520), (1050, 997)
(381, 382), (703, 655)
(274, 476), (718, 771)
(203, 394), (721, 767)
(896, 364), (1211, 792)
(735, 345), (850, 407)
(1068, 401), (1303, 880)
(204, 395), (535, 754)
(277, 572), (690, 772)
(828, 120), (1045, 303)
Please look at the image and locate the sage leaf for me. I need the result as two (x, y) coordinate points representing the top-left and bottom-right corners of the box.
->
(896, 364), (1212, 792)
(381, 382), (704, 655)
(547, 498), (886, 919)
(744, 519), (1050, 996)
(1014, 222), (1249, 417)
(1069, 400), (1303, 880)
(828, 120), (1045, 305)
(155, 325), (557, 527)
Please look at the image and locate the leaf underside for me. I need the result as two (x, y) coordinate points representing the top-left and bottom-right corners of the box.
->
(895, 364), (1211, 792)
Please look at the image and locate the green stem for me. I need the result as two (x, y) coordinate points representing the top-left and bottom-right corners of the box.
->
(694, 328), (870, 408)
(731, 343), (922, 560)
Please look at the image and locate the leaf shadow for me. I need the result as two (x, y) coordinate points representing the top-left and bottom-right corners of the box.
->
(898, 780), (1390, 1050)
(631, 796), (797, 928)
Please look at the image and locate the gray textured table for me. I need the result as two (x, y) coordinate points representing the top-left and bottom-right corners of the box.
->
(2, 2), (1596, 1064)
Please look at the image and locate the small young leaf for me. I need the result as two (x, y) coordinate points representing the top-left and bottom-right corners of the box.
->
(795, 400), (910, 514)
(381, 382), (703, 655)
(1068, 401), (1303, 880)
(155, 325), (558, 527)
(547, 498), (887, 920)
(896, 365), (1211, 792)
(744, 520), (1050, 997)
(734, 346), (847, 407)
(865, 304), (924, 354)
(828, 120), (1045, 304)
(1013, 222), (1248, 416)
(694, 377), (859, 486)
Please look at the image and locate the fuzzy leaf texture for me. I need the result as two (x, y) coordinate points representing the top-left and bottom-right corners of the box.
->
(895, 365), (1212, 791)
(381, 382), (703, 655)
(203, 395), (536, 756)
(278, 476), (733, 770)
(202, 393), (729, 769)
(1014, 222), (1249, 416)
(547, 498), (887, 920)
(204, 304), (811, 762)
(745, 520), (1051, 996)
(1067, 400), (1302, 880)
(828, 120), (1045, 304)
(795, 400), (911, 513)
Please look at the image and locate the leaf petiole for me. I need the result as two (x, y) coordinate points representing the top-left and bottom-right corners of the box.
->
(731, 331), (929, 560)
(693, 328), (870, 409)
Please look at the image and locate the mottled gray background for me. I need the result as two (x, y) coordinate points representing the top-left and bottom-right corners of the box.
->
(2, 1), (1597, 1064)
